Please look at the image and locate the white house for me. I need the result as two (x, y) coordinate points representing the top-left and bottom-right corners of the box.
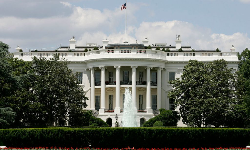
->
(13, 35), (239, 127)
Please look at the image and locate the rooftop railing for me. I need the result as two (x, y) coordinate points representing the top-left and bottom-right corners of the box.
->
(13, 49), (239, 62)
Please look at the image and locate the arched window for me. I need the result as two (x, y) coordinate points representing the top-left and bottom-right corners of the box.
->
(140, 118), (146, 127)
(106, 118), (112, 127)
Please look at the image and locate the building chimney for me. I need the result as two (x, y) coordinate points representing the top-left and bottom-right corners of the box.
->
(142, 38), (149, 46)
(230, 45), (236, 52)
(175, 35), (181, 50)
(102, 39), (109, 49)
(69, 36), (76, 50)
(15, 46), (22, 52)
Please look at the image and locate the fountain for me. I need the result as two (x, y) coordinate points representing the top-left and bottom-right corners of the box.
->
(122, 87), (137, 127)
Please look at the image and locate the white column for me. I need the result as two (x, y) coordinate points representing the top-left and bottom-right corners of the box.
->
(114, 66), (121, 113)
(146, 67), (152, 113)
(132, 66), (137, 111)
(157, 67), (162, 110)
(100, 66), (105, 114)
(90, 68), (95, 110)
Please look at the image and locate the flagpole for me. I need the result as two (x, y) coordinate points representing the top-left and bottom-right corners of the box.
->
(125, 0), (127, 42)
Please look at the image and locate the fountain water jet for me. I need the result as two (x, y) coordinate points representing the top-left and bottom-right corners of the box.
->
(122, 87), (137, 127)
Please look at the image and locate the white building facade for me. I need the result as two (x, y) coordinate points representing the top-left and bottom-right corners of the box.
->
(13, 36), (239, 127)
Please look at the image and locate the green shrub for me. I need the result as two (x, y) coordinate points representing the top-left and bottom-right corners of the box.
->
(143, 109), (180, 127)
(0, 128), (250, 148)
(89, 117), (109, 127)
(153, 121), (163, 127)
(68, 110), (108, 127)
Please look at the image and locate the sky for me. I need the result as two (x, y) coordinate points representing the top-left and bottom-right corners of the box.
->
(0, 0), (250, 53)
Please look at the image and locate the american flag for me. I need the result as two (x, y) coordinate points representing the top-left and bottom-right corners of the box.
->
(121, 3), (126, 10)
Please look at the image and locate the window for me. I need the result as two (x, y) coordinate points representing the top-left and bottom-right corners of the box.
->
(151, 72), (157, 86)
(169, 97), (175, 110)
(152, 95), (157, 110)
(139, 95), (143, 110)
(123, 71), (129, 84)
(95, 96), (100, 110)
(109, 95), (113, 110)
(123, 94), (125, 108)
(109, 72), (113, 83)
(169, 72), (175, 81)
(139, 72), (143, 84)
(95, 71), (101, 86)
(77, 72), (83, 84)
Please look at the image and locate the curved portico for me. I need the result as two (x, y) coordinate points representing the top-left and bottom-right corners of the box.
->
(88, 64), (164, 115)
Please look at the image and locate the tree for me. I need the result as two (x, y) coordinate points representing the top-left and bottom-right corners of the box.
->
(204, 60), (236, 127)
(0, 42), (89, 127)
(143, 109), (180, 127)
(0, 42), (37, 127)
(31, 56), (88, 126)
(0, 107), (16, 128)
(234, 48), (250, 127)
(168, 60), (236, 127)
(7, 58), (37, 127)
(0, 42), (17, 104)
(216, 48), (221, 52)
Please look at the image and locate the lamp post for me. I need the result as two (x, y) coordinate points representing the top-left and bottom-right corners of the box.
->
(115, 114), (118, 127)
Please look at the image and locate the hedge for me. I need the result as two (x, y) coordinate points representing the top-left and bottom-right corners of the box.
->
(0, 128), (250, 148)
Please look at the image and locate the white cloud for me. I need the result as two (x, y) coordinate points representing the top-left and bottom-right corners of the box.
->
(239, 0), (250, 3)
(134, 21), (250, 52)
(60, 2), (72, 7)
(1, 2), (249, 53)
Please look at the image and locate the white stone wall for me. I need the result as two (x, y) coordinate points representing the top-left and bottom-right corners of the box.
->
(13, 47), (239, 127)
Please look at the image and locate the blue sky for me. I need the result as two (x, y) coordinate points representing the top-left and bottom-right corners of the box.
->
(0, 0), (249, 52)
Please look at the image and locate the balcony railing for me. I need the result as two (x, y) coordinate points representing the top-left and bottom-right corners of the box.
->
(95, 81), (101, 86)
(95, 81), (157, 86)
(120, 81), (132, 85)
(136, 81), (146, 85)
(120, 109), (147, 113)
(138, 110), (147, 113)
(105, 109), (114, 113)
(151, 81), (157, 86)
